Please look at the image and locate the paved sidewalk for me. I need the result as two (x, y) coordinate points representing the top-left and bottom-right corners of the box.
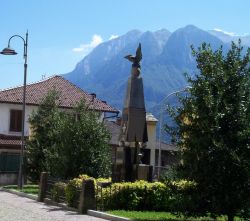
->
(0, 190), (107, 221)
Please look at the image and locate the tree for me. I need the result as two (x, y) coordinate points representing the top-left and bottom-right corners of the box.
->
(26, 91), (111, 181)
(48, 102), (112, 179)
(26, 90), (61, 181)
(166, 42), (250, 220)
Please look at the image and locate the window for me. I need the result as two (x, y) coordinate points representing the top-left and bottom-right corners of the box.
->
(9, 109), (22, 132)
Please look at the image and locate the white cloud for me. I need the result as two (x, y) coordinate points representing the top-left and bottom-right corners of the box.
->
(213, 28), (237, 37)
(109, 34), (119, 40)
(72, 34), (103, 53)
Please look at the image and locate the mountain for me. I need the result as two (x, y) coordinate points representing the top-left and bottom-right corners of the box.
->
(161, 25), (224, 70)
(64, 28), (172, 109)
(64, 25), (226, 112)
(64, 25), (246, 140)
(208, 29), (250, 46)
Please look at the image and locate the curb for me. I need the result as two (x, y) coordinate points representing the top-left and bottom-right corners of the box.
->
(87, 210), (132, 221)
(0, 187), (37, 201)
(43, 198), (78, 212)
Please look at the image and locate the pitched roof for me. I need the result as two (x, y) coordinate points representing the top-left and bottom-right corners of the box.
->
(0, 75), (118, 113)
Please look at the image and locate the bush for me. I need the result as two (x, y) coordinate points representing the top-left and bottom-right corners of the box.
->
(102, 181), (169, 211)
(96, 177), (111, 183)
(65, 178), (82, 208)
(52, 173), (196, 212)
(100, 180), (196, 212)
(65, 174), (95, 208)
(51, 182), (67, 202)
(167, 180), (198, 214)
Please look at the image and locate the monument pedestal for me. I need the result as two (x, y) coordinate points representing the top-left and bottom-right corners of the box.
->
(132, 164), (153, 182)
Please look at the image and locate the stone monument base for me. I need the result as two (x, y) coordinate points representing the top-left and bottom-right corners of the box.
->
(133, 164), (153, 182)
(112, 163), (153, 182)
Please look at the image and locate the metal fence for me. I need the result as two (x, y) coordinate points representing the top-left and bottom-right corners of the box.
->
(45, 177), (69, 204)
(95, 182), (154, 211)
(95, 182), (112, 211)
(43, 178), (112, 210)
(43, 176), (164, 211)
(42, 177), (113, 211)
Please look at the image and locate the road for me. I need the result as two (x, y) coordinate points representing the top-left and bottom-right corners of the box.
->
(0, 190), (107, 221)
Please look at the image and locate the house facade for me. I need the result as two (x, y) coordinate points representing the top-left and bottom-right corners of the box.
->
(0, 75), (118, 185)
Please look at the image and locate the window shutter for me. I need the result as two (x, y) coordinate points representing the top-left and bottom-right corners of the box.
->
(16, 110), (22, 132)
(9, 110), (22, 132)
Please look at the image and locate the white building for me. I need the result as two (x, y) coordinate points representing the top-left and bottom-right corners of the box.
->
(0, 75), (118, 184)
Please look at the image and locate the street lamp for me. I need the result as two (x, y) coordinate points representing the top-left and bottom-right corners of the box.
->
(157, 86), (191, 178)
(0, 31), (28, 189)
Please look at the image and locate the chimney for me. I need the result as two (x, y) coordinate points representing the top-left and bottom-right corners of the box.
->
(90, 93), (96, 102)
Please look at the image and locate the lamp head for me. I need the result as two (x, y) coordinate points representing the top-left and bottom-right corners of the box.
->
(0, 47), (17, 55)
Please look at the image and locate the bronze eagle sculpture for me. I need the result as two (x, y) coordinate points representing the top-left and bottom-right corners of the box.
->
(124, 43), (142, 65)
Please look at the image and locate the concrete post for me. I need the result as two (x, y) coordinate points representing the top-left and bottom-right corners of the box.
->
(146, 113), (158, 173)
(38, 172), (48, 202)
(78, 179), (96, 214)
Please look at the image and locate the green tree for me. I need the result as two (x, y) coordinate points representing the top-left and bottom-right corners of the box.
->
(26, 90), (61, 182)
(167, 42), (250, 220)
(26, 91), (111, 181)
(48, 102), (112, 179)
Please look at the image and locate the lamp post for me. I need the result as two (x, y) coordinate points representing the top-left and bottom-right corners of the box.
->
(157, 86), (191, 178)
(0, 31), (28, 189)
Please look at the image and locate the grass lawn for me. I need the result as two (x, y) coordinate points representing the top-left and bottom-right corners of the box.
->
(107, 210), (211, 221)
(107, 210), (243, 221)
(3, 184), (39, 195)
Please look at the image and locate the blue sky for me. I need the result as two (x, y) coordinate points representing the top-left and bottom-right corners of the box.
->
(0, 0), (249, 89)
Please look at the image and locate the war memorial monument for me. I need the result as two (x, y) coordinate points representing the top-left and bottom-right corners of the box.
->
(112, 44), (153, 182)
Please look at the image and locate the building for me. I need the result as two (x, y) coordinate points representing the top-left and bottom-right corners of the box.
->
(0, 75), (118, 185)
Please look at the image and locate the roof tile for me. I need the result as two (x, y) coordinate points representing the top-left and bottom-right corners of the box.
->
(0, 75), (118, 113)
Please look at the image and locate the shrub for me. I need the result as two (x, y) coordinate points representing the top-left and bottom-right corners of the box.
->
(101, 181), (169, 211)
(61, 173), (197, 212)
(100, 180), (196, 212)
(96, 177), (111, 183)
(167, 180), (198, 214)
(65, 174), (95, 208)
(78, 174), (93, 181)
(51, 182), (67, 202)
(65, 178), (82, 208)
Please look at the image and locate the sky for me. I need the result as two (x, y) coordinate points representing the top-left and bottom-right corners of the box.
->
(0, 0), (249, 89)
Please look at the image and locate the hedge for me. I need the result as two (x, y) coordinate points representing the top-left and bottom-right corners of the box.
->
(100, 180), (196, 212)
(50, 174), (196, 212)
(50, 181), (67, 202)
(52, 174), (110, 208)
